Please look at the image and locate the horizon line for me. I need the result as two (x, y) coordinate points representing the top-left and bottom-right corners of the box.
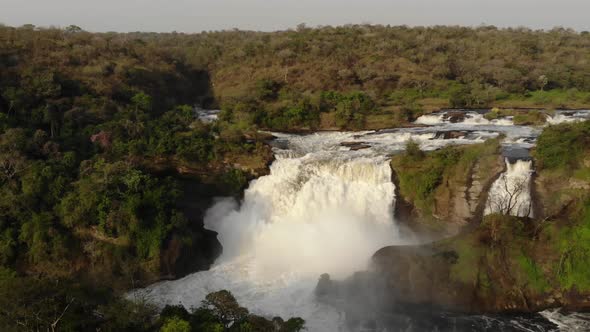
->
(1, 21), (588, 35)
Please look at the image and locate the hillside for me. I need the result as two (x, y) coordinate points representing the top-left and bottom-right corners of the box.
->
(1, 24), (589, 330)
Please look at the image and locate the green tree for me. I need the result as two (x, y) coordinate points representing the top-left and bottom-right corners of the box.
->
(131, 92), (153, 112)
(405, 139), (424, 160)
(202, 290), (249, 329)
(161, 317), (191, 332)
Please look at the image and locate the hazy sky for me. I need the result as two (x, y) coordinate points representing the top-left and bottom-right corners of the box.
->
(1, 0), (589, 32)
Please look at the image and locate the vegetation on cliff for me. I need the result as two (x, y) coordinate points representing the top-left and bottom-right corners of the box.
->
(0, 275), (304, 332)
(2, 22), (590, 327)
(375, 122), (590, 312)
(391, 138), (503, 234)
(534, 121), (590, 292)
(0, 24), (278, 330)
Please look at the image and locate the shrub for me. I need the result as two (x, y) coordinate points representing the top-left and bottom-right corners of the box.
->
(535, 121), (590, 170)
(161, 317), (191, 332)
(405, 139), (425, 160)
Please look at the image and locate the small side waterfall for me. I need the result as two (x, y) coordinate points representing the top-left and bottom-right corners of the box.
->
(485, 159), (534, 218)
(130, 110), (590, 330)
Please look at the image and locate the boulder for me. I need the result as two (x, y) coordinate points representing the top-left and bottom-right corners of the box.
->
(371, 214), (590, 313)
(340, 141), (371, 151)
(444, 111), (467, 123)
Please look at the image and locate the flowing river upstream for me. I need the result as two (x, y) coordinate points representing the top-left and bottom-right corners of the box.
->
(131, 110), (590, 331)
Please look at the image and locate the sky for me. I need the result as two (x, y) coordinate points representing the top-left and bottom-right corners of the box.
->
(1, 0), (589, 33)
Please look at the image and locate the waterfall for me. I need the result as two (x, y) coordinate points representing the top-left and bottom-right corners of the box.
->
(415, 111), (514, 126)
(415, 113), (446, 125)
(485, 159), (534, 218)
(131, 112), (586, 329)
(546, 110), (590, 125)
(210, 153), (399, 278)
(130, 133), (401, 330)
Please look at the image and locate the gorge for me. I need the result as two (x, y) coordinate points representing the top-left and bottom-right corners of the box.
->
(3, 24), (590, 331)
(132, 110), (590, 331)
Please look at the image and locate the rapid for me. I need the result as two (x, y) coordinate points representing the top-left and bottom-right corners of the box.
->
(131, 109), (590, 331)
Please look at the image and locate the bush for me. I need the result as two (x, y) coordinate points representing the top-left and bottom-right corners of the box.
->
(535, 121), (590, 170)
(405, 139), (425, 160)
(161, 317), (191, 332)
(513, 111), (546, 125)
(255, 79), (282, 101)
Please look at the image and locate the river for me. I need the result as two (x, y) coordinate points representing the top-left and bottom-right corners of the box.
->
(130, 110), (590, 331)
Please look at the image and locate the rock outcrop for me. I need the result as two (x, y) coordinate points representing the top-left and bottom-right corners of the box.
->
(142, 144), (275, 281)
(372, 212), (590, 313)
(391, 139), (504, 237)
(371, 122), (590, 314)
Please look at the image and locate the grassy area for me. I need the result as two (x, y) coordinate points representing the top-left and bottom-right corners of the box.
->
(493, 90), (590, 109)
(534, 121), (590, 171)
(484, 108), (548, 125)
(447, 235), (482, 284)
(555, 200), (590, 291)
(516, 251), (551, 293)
(533, 122), (590, 292)
(391, 139), (501, 220)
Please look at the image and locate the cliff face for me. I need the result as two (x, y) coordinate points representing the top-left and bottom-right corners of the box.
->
(373, 144), (590, 313)
(391, 139), (504, 238)
(533, 165), (590, 220)
(372, 212), (590, 313)
(147, 144), (275, 282)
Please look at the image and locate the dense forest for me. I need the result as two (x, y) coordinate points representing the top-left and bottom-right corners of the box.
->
(0, 24), (279, 331)
(177, 24), (590, 130)
(0, 23), (589, 330)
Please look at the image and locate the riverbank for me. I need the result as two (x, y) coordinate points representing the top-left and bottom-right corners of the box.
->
(372, 120), (590, 314)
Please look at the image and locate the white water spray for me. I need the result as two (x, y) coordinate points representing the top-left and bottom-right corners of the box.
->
(415, 112), (514, 126)
(546, 110), (590, 125)
(132, 133), (404, 330)
(132, 110), (590, 330)
(211, 153), (399, 278)
(485, 159), (534, 218)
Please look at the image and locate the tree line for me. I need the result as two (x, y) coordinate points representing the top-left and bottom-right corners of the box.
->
(1, 22), (590, 329)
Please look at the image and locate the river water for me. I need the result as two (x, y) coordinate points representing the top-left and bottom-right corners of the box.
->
(130, 110), (590, 331)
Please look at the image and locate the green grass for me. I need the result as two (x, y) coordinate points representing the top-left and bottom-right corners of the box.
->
(516, 251), (550, 293)
(573, 167), (590, 181)
(391, 139), (500, 218)
(448, 237), (482, 284)
(494, 89), (590, 109)
(534, 121), (590, 170)
(556, 200), (590, 291)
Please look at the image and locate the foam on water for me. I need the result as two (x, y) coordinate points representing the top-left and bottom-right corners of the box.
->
(415, 113), (446, 125)
(132, 110), (589, 331)
(131, 133), (405, 330)
(546, 110), (590, 125)
(195, 107), (221, 123)
(415, 111), (514, 126)
(540, 309), (590, 331)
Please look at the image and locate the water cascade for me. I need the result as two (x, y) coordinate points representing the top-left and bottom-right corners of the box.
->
(415, 111), (514, 126)
(485, 159), (534, 218)
(546, 110), (590, 125)
(132, 133), (404, 330)
(132, 110), (590, 331)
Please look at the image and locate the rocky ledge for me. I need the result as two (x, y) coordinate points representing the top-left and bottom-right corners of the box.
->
(372, 212), (590, 313)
